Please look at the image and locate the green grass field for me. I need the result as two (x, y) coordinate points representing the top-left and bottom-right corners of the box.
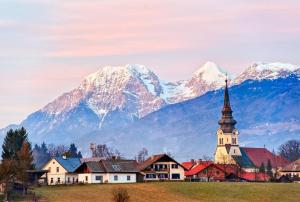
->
(34, 182), (300, 202)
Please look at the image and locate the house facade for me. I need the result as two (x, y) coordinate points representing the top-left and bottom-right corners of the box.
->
(279, 158), (300, 182)
(41, 157), (81, 185)
(138, 154), (186, 181)
(75, 159), (138, 184)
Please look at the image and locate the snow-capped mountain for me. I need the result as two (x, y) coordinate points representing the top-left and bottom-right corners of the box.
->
(40, 62), (229, 121)
(234, 62), (300, 84)
(1, 61), (299, 160)
(42, 64), (166, 120)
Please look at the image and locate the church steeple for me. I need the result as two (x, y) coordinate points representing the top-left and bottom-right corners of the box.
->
(218, 79), (236, 133)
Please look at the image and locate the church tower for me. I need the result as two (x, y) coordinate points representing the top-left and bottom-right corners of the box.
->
(214, 79), (241, 164)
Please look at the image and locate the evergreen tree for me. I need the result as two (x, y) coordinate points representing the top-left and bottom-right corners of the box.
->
(259, 162), (265, 173)
(2, 127), (29, 160)
(17, 141), (33, 195)
(32, 142), (51, 169)
(66, 143), (83, 158)
(266, 159), (273, 177)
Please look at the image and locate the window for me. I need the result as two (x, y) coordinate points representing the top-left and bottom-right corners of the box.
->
(95, 176), (102, 181)
(171, 164), (178, 169)
(114, 175), (118, 181)
(50, 178), (53, 184)
(127, 175), (131, 181)
(233, 149), (235, 154)
(57, 177), (60, 183)
(146, 174), (156, 179)
(53, 161), (55, 164)
(56, 167), (59, 173)
(72, 177), (75, 183)
(112, 164), (121, 171)
(216, 171), (220, 175)
(171, 174), (180, 179)
(67, 177), (70, 183)
(85, 176), (88, 182)
(158, 174), (168, 179)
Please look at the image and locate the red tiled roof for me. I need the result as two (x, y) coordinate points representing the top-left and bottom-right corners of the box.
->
(185, 161), (217, 176)
(241, 147), (290, 168)
(182, 162), (194, 170)
(239, 172), (270, 182)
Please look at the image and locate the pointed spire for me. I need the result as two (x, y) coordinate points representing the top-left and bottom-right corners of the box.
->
(218, 79), (236, 133)
(223, 78), (232, 112)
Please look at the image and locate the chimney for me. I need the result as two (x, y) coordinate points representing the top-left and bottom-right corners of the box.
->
(197, 159), (202, 164)
(190, 159), (195, 164)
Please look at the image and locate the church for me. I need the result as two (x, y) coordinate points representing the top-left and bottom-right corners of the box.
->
(214, 80), (289, 172)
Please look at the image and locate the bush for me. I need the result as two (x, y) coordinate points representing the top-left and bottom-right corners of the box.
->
(112, 188), (130, 202)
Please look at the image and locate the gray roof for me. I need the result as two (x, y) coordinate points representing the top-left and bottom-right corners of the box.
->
(80, 157), (105, 163)
(75, 159), (139, 173)
(85, 161), (106, 173)
(101, 160), (139, 173)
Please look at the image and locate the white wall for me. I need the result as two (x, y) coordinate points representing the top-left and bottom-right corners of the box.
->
(169, 162), (185, 180)
(78, 173), (108, 184)
(42, 159), (70, 185)
(108, 173), (136, 183)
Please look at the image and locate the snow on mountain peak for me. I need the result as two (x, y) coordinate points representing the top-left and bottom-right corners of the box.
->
(193, 61), (228, 84)
(250, 62), (300, 72)
(81, 64), (154, 89)
(234, 62), (300, 84)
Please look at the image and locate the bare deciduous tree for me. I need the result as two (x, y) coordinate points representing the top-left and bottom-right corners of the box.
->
(136, 148), (148, 163)
(90, 143), (122, 159)
(278, 139), (300, 162)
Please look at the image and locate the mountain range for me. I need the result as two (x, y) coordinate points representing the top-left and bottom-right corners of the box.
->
(1, 62), (300, 160)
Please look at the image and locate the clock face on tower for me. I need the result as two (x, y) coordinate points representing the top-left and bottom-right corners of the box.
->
(232, 129), (239, 136)
(217, 129), (223, 136)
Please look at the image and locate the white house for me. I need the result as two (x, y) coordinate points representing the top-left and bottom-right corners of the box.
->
(75, 159), (139, 184)
(41, 157), (81, 185)
(138, 154), (186, 181)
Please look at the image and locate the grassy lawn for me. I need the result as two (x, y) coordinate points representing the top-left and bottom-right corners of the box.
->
(34, 182), (300, 202)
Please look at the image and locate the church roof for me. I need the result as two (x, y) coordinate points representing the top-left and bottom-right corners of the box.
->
(241, 147), (290, 168)
(232, 148), (255, 168)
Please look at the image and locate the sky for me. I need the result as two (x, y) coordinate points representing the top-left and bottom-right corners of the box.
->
(0, 0), (300, 127)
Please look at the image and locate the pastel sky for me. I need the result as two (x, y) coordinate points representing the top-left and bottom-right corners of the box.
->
(0, 0), (300, 127)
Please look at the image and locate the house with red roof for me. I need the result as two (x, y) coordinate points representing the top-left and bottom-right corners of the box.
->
(184, 160), (226, 182)
(183, 159), (270, 182)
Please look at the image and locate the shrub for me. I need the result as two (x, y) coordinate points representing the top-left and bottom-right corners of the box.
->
(112, 188), (130, 202)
